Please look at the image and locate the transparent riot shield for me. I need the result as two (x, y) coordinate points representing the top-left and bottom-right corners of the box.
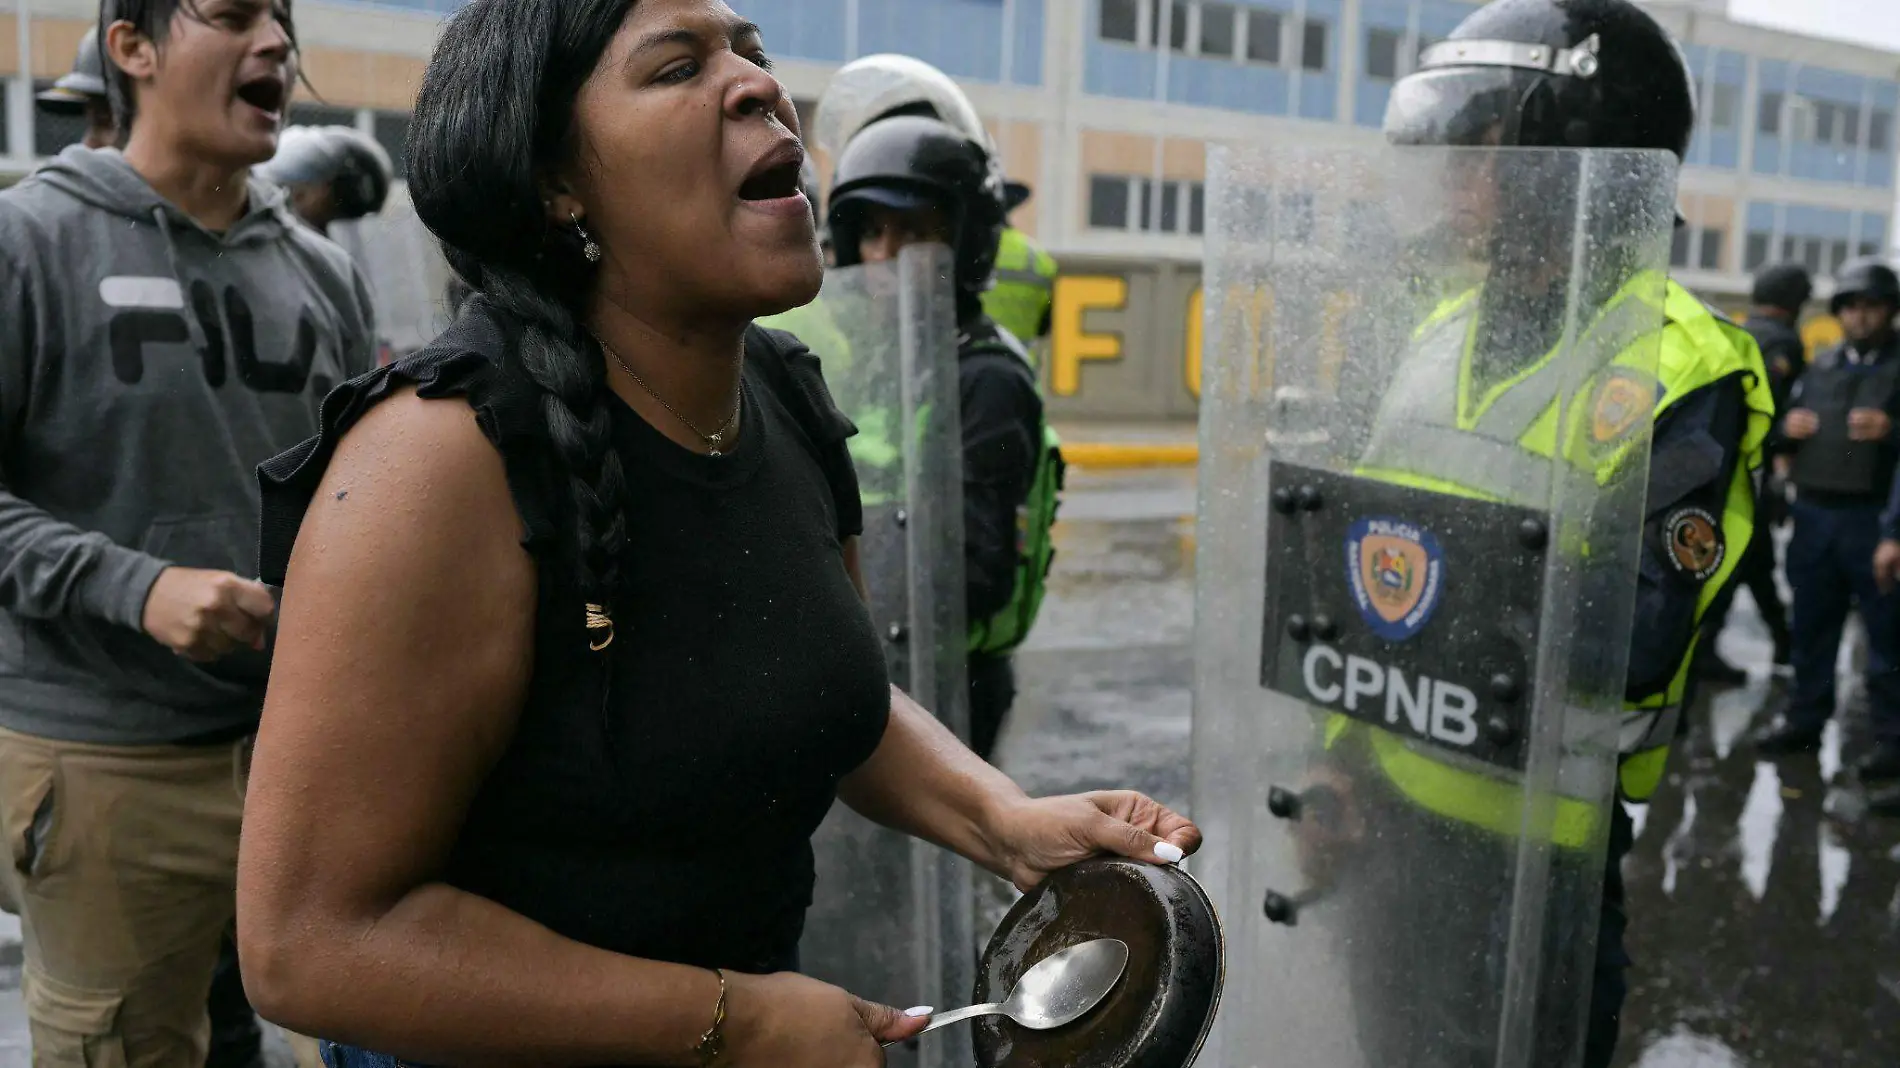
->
(1190, 144), (1679, 1068)
(328, 185), (458, 361)
(792, 243), (974, 1068)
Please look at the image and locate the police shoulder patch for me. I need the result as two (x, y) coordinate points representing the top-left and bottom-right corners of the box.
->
(1591, 369), (1657, 444)
(1664, 506), (1725, 581)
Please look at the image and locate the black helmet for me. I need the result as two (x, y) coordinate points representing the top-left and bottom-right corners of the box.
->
(1384, 0), (1695, 159)
(1830, 258), (1900, 315)
(827, 115), (1007, 316)
(1750, 263), (1813, 314)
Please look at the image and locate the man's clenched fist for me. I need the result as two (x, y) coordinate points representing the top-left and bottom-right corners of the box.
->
(141, 567), (278, 662)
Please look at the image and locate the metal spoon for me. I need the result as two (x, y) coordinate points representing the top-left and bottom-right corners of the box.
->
(892, 938), (1130, 1045)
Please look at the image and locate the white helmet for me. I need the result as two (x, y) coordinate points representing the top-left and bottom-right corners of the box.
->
(257, 125), (395, 220)
(812, 54), (996, 164)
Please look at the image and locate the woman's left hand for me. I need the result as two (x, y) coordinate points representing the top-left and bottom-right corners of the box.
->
(985, 791), (1203, 892)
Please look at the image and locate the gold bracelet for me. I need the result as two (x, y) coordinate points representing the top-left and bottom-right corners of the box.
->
(693, 968), (729, 1068)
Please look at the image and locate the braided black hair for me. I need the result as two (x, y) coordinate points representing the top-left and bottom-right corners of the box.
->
(407, 0), (636, 640)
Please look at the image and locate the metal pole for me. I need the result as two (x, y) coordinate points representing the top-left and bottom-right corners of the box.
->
(12, 0), (32, 163)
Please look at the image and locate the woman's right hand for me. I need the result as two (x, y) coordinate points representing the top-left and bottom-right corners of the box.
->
(722, 972), (931, 1066)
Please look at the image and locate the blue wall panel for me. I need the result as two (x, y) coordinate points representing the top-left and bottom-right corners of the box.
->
(1354, 0), (1409, 128)
(751, 0), (849, 62)
(858, 0), (1004, 81)
(1012, 0), (1046, 85)
(1086, 40), (1159, 100)
(1417, 0), (1467, 39)
(1168, 54), (1290, 114)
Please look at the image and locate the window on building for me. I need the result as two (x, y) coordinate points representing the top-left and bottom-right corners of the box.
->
(32, 82), (89, 157)
(1090, 175), (1132, 229)
(1158, 178), (1182, 232)
(289, 103), (357, 128)
(1247, 9), (1283, 64)
(1745, 231), (1772, 271)
(1830, 239), (1851, 274)
(1168, 1), (1190, 51)
(1862, 240), (1883, 258)
(1200, 2), (1238, 58)
(1101, 0), (1142, 43)
(1843, 104), (1862, 146)
(1699, 228), (1726, 271)
(1872, 110), (1893, 152)
(0, 85), (9, 158)
(1365, 28), (1402, 82)
(1133, 177), (1155, 231)
(1301, 20), (1328, 71)
(1670, 227), (1692, 268)
(1190, 181), (1206, 235)
(1758, 92), (1782, 135)
(1802, 238), (1824, 274)
(1710, 84), (1739, 129)
(373, 112), (411, 180)
(1283, 191), (1315, 241)
(1780, 234), (1799, 263)
(1813, 99), (1836, 144)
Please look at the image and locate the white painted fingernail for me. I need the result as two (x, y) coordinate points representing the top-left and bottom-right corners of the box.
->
(905, 1006), (935, 1018)
(1154, 842), (1185, 864)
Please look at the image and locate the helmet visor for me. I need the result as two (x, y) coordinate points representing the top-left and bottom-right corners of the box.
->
(1384, 66), (1541, 148)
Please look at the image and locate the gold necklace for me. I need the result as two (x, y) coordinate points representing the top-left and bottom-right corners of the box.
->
(594, 336), (741, 456)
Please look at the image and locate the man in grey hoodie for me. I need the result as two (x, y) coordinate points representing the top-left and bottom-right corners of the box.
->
(0, 0), (373, 1064)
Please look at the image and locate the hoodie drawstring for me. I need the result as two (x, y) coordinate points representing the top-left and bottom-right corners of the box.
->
(153, 206), (211, 355)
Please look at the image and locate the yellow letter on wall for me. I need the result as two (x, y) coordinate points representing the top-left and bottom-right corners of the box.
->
(1052, 275), (1129, 397)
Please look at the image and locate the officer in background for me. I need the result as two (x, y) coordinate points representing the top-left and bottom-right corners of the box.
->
(1375, 1), (1773, 1062)
(826, 115), (1063, 761)
(255, 125), (394, 236)
(1758, 259), (1900, 787)
(982, 181), (1060, 363)
(1698, 263), (1811, 679)
(35, 28), (116, 150)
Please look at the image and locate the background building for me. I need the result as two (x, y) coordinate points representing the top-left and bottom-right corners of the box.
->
(4, 0), (1896, 418)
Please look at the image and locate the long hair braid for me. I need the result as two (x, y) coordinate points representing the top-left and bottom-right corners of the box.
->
(478, 267), (629, 650)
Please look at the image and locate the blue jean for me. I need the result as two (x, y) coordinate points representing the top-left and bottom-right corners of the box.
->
(319, 1042), (423, 1068)
(1786, 500), (1900, 742)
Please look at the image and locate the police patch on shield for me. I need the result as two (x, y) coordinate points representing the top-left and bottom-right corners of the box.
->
(1665, 506), (1725, 581)
(1591, 370), (1653, 443)
(1345, 517), (1446, 642)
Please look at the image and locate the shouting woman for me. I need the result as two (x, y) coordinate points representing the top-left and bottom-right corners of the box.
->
(234, 1), (1200, 1066)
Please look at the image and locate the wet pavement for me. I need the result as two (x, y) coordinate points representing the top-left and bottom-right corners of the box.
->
(0, 466), (1893, 1065)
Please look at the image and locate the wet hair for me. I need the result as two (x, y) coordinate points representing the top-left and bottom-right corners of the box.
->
(408, 0), (634, 630)
(100, 0), (302, 133)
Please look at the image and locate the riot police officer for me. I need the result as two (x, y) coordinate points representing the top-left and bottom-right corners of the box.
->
(35, 28), (117, 150)
(1374, 0), (1773, 1063)
(1758, 258), (1900, 785)
(982, 181), (1060, 359)
(255, 124), (395, 235)
(826, 115), (1062, 761)
(1699, 263), (1812, 680)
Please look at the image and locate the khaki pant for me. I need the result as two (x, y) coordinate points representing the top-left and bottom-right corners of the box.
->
(0, 726), (247, 1068)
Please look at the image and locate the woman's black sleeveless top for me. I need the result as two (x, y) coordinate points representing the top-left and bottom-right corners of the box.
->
(258, 298), (891, 974)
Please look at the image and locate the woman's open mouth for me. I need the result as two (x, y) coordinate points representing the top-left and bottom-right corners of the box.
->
(738, 160), (804, 204)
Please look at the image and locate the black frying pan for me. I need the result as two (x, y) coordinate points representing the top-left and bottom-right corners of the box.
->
(972, 858), (1225, 1068)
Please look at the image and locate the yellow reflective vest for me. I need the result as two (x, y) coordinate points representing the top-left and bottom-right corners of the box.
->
(981, 228), (1058, 352)
(1341, 277), (1772, 845)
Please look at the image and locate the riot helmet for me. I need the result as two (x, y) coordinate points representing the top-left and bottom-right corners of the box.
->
(1830, 258), (1900, 316)
(258, 125), (395, 231)
(828, 115), (1007, 319)
(1750, 263), (1814, 315)
(36, 28), (108, 116)
(1004, 180), (1033, 215)
(1384, 0), (1695, 159)
(813, 53), (996, 167)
